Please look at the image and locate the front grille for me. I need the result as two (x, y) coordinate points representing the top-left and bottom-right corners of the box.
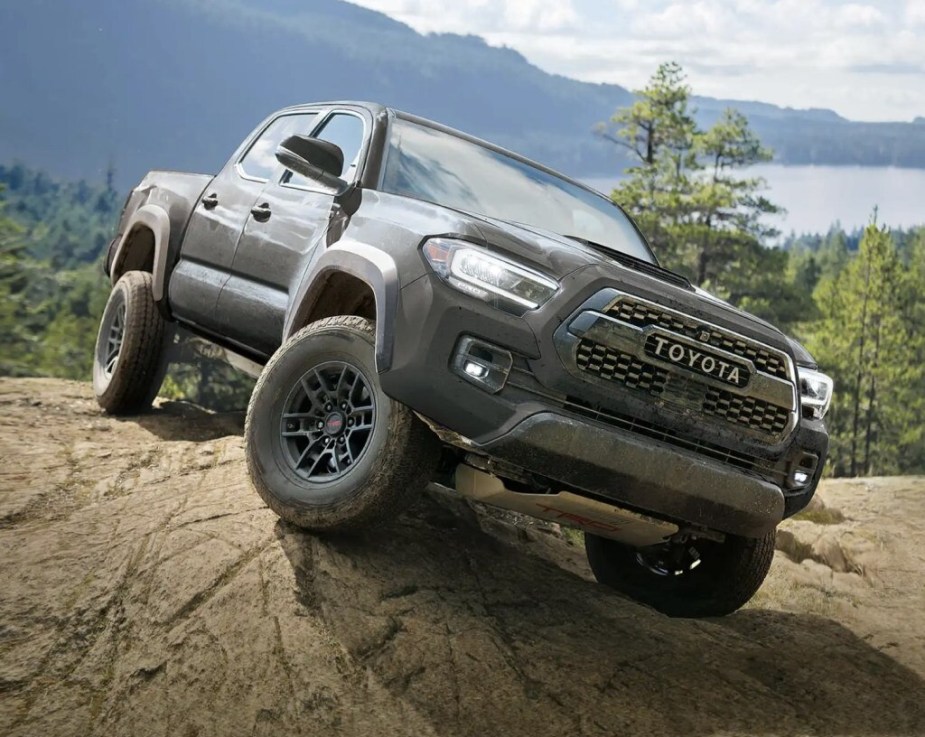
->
(575, 335), (791, 436)
(576, 340), (667, 395)
(604, 298), (789, 380)
(703, 389), (790, 434)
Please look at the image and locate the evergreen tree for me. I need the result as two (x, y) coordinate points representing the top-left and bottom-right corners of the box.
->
(808, 219), (920, 475)
(599, 63), (811, 330)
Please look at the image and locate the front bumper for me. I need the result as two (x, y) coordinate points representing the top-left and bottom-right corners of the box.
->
(381, 270), (829, 536)
(475, 411), (784, 537)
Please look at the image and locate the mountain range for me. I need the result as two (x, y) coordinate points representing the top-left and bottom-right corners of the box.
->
(2, 0), (924, 188)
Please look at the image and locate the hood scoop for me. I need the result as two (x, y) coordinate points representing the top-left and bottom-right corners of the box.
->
(561, 235), (692, 292)
(604, 249), (693, 292)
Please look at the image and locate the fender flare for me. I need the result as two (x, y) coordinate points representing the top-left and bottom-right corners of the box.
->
(110, 205), (171, 302)
(284, 239), (400, 372)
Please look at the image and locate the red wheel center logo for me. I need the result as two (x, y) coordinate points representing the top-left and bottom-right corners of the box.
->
(324, 413), (345, 434)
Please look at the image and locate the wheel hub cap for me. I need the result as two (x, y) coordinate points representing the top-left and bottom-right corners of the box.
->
(323, 412), (345, 436)
(279, 361), (376, 482)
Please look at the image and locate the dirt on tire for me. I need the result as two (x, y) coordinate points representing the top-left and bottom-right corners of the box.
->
(92, 271), (166, 414)
(2, 378), (925, 737)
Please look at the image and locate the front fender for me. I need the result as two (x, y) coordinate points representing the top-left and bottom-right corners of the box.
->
(284, 239), (400, 372)
(109, 204), (171, 302)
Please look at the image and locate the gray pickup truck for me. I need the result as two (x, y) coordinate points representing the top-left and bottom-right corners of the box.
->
(95, 101), (832, 617)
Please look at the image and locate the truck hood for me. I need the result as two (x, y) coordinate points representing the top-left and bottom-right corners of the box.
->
(467, 213), (602, 277)
(468, 213), (797, 354)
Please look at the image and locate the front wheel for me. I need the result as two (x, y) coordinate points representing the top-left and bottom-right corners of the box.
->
(245, 315), (440, 533)
(585, 529), (776, 617)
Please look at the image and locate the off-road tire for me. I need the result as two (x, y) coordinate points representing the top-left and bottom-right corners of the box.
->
(585, 530), (776, 618)
(93, 271), (167, 414)
(245, 315), (440, 533)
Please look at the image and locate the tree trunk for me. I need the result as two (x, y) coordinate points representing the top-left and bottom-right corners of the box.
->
(850, 258), (872, 476)
(863, 312), (881, 475)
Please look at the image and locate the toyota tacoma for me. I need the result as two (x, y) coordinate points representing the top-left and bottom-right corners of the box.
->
(94, 102), (832, 617)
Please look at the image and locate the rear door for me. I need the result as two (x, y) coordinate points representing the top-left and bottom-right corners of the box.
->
(216, 109), (371, 356)
(168, 111), (319, 335)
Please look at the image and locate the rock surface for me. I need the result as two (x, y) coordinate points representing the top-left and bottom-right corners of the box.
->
(1, 378), (924, 737)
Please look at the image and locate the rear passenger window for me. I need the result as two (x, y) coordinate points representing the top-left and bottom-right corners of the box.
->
(287, 113), (365, 188)
(238, 113), (317, 181)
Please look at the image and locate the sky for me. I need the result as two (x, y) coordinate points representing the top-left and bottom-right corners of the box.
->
(348, 0), (925, 122)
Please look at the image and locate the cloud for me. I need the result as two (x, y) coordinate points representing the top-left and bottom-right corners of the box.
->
(351, 0), (578, 33)
(834, 3), (888, 27)
(348, 0), (925, 121)
(907, 0), (925, 25)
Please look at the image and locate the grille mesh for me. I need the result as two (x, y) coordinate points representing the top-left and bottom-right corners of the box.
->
(703, 388), (790, 434)
(605, 298), (789, 379)
(576, 340), (667, 395)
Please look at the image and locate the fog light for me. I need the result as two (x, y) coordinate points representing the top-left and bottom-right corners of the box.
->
(788, 452), (819, 489)
(464, 361), (488, 379)
(452, 336), (513, 393)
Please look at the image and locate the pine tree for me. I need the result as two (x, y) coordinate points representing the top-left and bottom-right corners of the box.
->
(596, 62), (698, 264)
(808, 219), (917, 475)
(598, 63), (810, 330)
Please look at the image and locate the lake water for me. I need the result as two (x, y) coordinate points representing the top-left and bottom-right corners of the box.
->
(584, 164), (925, 235)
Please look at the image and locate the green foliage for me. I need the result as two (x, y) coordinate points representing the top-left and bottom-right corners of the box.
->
(0, 170), (115, 377)
(160, 337), (255, 412)
(805, 220), (925, 475)
(600, 63), (812, 330)
(0, 162), (122, 267)
(0, 221), (110, 378)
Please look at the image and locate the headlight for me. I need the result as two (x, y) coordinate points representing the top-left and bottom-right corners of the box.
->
(422, 238), (558, 313)
(799, 367), (833, 420)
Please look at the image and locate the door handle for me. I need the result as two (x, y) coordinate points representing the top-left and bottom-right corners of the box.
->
(201, 193), (219, 210)
(250, 203), (272, 222)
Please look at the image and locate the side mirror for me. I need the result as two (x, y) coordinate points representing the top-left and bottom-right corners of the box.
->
(275, 135), (350, 195)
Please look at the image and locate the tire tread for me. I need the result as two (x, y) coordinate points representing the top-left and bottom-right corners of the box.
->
(585, 529), (776, 618)
(94, 271), (167, 414)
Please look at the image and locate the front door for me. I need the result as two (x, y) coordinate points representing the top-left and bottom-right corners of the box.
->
(217, 110), (370, 357)
(168, 111), (320, 335)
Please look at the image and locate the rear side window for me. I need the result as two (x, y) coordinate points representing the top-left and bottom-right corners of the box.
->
(238, 113), (317, 181)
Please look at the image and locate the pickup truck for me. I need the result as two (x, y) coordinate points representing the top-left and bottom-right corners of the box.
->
(95, 101), (832, 617)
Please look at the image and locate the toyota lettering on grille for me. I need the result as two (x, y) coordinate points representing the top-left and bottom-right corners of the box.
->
(645, 334), (750, 387)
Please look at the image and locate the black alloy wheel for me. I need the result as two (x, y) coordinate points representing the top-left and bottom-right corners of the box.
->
(280, 361), (376, 482)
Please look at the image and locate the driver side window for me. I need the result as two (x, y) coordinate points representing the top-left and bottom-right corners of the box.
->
(286, 112), (366, 188)
(238, 113), (318, 182)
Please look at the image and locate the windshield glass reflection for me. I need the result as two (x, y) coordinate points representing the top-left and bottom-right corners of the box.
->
(382, 119), (654, 263)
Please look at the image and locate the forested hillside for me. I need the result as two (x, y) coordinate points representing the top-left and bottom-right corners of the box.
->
(0, 167), (115, 378)
(2, 0), (925, 188)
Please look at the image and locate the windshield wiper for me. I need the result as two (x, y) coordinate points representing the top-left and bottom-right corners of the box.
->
(562, 235), (692, 291)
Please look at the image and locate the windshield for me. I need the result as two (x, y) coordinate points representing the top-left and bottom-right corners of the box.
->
(381, 118), (655, 263)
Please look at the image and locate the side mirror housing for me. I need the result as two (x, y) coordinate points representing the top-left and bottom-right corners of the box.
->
(275, 135), (350, 195)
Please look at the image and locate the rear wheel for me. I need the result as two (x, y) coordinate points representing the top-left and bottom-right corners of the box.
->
(245, 316), (440, 532)
(585, 530), (776, 617)
(93, 271), (167, 414)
